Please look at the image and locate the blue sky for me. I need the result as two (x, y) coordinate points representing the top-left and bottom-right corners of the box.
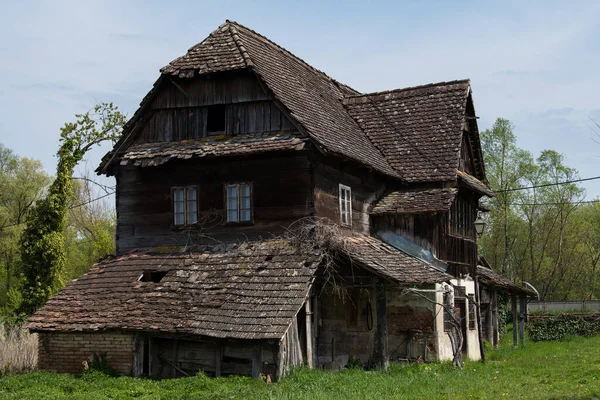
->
(1, 0), (600, 196)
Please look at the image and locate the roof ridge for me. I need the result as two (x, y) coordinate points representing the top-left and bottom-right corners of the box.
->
(225, 20), (360, 95)
(227, 22), (254, 68)
(344, 79), (471, 101)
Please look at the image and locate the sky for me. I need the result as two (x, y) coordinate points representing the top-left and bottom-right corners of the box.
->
(1, 0), (600, 197)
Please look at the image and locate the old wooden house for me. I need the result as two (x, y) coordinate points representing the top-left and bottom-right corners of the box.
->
(26, 20), (515, 379)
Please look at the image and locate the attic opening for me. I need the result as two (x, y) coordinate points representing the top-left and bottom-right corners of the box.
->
(139, 270), (167, 283)
(207, 104), (226, 135)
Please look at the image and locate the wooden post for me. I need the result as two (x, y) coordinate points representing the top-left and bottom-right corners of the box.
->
(519, 296), (527, 345)
(511, 294), (518, 346)
(492, 290), (499, 348)
(305, 298), (314, 368)
(276, 339), (285, 381)
(252, 344), (263, 380)
(375, 283), (388, 370)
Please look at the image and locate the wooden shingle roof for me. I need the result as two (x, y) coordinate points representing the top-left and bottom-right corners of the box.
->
(370, 188), (457, 215)
(457, 170), (494, 197)
(343, 81), (471, 182)
(159, 21), (398, 178)
(120, 132), (306, 168)
(25, 240), (320, 340)
(339, 234), (452, 284)
(477, 266), (537, 297)
(99, 20), (488, 188)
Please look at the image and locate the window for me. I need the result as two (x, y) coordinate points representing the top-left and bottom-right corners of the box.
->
(468, 295), (476, 330)
(339, 184), (352, 226)
(225, 183), (252, 223)
(207, 104), (226, 135)
(173, 187), (198, 226)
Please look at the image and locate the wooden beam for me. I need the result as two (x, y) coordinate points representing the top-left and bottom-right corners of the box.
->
(511, 294), (518, 346)
(374, 283), (389, 370)
(305, 299), (314, 368)
(519, 296), (527, 346)
(492, 290), (499, 348)
(276, 340), (285, 382)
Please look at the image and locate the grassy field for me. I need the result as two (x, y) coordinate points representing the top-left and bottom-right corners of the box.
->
(1, 335), (599, 399)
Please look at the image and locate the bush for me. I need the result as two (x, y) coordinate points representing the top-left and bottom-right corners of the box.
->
(528, 313), (600, 341)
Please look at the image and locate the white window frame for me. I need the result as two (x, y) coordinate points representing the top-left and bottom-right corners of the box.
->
(225, 183), (253, 223)
(172, 186), (199, 226)
(339, 184), (352, 226)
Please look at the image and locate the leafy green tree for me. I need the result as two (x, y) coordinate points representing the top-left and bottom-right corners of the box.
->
(480, 118), (595, 300)
(64, 175), (115, 281)
(0, 146), (50, 315)
(19, 103), (125, 314)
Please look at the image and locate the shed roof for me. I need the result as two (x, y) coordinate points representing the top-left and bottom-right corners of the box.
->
(477, 266), (537, 297)
(457, 170), (494, 197)
(339, 234), (452, 284)
(25, 240), (320, 339)
(370, 188), (457, 215)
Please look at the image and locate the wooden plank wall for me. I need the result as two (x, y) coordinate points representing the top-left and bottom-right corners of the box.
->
(459, 132), (475, 175)
(134, 71), (295, 144)
(148, 337), (276, 378)
(277, 317), (304, 380)
(312, 156), (387, 235)
(316, 285), (376, 369)
(116, 154), (313, 253)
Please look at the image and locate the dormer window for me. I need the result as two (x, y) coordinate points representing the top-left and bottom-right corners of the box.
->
(173, 187), (198, 226)
(207, 104), (226, 135)
(225, 183), (252, 223)
(339, 184), (352, 226)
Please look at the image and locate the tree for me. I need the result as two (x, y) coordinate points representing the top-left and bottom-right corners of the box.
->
(64, 174), (116, 281)
(0, 146), (50, 315)
(480, 118), (597, 300)
(19, 103), (125, 314)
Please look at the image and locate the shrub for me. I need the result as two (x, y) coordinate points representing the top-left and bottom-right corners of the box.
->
(528, 313), (600, 341)
(0, 323), (38, 375)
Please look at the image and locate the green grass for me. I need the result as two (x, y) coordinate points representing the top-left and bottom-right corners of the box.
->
(1, 335), (600, 399)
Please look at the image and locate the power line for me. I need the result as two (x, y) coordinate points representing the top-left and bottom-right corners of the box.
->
(508, 199), (600, 206)
(0, 191), (115, 232)
(493, 176), (600, 193)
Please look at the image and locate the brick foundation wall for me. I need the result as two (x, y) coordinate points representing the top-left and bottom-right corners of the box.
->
(37, 332), (135, 375)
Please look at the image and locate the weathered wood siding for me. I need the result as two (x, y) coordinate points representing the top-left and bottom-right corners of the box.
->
(146, 337), (277, 379)
(316, 285), (377, 368)
(459, 132), (475, 175)
(134, 71), (296, 144)
(116, 154), (312, 253)
(312, 155), (386, 235)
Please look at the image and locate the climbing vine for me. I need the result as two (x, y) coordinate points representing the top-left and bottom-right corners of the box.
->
(19, 103), (125, 314)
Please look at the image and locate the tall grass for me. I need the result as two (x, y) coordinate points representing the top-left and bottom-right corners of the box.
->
(0, 323), (37, 375)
